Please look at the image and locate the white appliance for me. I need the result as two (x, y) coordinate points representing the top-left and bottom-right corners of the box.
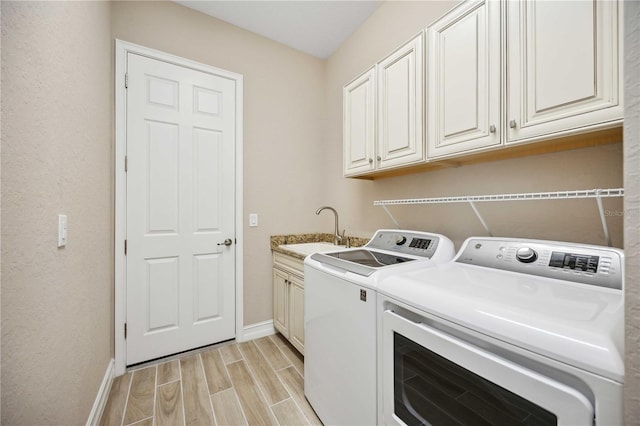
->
(304, 229), (455, 426)
(378, 237), (624, 426)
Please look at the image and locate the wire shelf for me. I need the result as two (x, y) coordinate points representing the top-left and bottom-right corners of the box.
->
(373, 188), (624, 246)
(373, 188), (624, 206)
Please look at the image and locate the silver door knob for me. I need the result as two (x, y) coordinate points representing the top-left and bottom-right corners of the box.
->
(509, 120), (517, 128)
(218, 238), (233, 246)
(489, 124), (496, 133)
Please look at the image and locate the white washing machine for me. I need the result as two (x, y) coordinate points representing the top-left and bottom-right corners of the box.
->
(377, 237), (624, 425)
(304, 229), (455, 426)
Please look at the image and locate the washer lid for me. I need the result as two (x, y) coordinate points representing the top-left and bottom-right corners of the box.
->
(378, 262), (624, 382)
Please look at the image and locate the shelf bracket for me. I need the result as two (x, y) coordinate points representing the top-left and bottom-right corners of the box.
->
(595, 191), (612, 247)
(468, 201), (493, 237)
(382, 205), (401, 229)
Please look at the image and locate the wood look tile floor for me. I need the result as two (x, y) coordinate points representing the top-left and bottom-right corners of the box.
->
(100, 334), (321, 426)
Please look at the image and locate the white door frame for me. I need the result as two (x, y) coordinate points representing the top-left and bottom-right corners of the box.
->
(114, 39), (244, 376)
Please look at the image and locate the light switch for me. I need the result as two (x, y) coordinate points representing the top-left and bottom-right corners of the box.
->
(249, 213), (258, 227)
(58, 214), (68, 247)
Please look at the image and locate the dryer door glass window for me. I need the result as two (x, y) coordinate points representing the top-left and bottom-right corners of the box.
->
(393, 333), (557, 425)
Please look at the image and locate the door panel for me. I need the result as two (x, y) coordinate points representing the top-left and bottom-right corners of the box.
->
(377, 34), (424, 169)
(126, 53), (236, 365)
(427, 0), (501, 158)
(343, 67), (376, 176)
(507, 0), (622, 143)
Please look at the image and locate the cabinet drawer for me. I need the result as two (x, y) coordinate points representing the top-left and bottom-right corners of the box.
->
(273, 252), (304, 277)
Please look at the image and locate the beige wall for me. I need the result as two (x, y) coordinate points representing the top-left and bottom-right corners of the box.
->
(325, 0), (623, 249)
(111, 1), (328, 325)
(1, 1), (113, 424)
(624, 0), (640, 421)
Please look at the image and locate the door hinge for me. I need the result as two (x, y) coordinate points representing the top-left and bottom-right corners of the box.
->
(125, 73), (128, 89)
(124, 239), (127, 255)
(124, 323), (127, 339)
(124, 156), (128, 172)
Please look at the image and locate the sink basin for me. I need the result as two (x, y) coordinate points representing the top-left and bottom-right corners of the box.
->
(280, 242), (346, 256)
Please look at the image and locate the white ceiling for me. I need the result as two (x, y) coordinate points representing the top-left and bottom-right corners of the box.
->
(174, 1), (382, 58)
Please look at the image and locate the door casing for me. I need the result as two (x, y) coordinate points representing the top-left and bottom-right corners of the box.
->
(114, 39), (244, 376)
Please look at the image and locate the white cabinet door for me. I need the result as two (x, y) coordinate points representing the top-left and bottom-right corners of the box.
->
(344, 67), (376, 176)
(427, 0), (502, 159)
(377, 34), (424, 169)
(273, 268), (289, 338)
(506, 0), (622, 144)
(289, 275), (305, 354)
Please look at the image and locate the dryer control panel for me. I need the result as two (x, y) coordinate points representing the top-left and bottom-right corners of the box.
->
(456, 237), (624, 290)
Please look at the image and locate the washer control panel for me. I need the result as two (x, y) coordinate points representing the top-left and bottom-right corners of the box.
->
(366, 229), (454, 260)
(456, 237), (623, 289)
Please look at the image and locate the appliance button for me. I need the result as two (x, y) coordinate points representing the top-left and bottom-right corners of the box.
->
(396, 236), (407, 245)
(515, 247), (538, 263)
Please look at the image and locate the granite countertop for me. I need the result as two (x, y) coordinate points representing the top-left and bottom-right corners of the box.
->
(271, 233), (369, 260)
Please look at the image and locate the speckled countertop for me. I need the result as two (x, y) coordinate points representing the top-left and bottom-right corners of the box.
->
(271, 233), (369, 260)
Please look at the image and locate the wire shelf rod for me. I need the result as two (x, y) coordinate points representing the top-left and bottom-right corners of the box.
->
(373, 188), (624, 206)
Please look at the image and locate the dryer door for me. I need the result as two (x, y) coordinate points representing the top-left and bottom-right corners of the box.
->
(381, 308), (594, 426)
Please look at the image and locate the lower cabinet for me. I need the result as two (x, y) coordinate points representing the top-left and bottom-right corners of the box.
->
(272, 252), (305, 354)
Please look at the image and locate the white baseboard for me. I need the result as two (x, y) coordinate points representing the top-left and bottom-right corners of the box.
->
(240, 320), (275, 342)
(86, 358), (115, 426)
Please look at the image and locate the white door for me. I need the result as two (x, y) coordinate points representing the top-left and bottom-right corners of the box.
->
(426, 0), (502, 159)
(343, 67), (376, 176)
(377, 34), (424, 170)
(125, 53), (236, 365)
(506, 0), (622, 144)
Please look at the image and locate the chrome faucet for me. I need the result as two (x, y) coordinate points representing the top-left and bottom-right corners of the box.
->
(316, 206), (345, 245)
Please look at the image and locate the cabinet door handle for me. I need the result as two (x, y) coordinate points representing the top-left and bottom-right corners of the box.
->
(377, 155), (381, 161)
(489, 124), (496, 133)
(509, 120), (517, 129)
(368, 158), (373, 164)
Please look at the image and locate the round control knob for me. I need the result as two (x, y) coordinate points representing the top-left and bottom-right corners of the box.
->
(516, 247), (538, 263)
(395, 235), (407, 245)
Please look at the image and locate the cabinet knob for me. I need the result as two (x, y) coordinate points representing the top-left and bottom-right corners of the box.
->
(509, 120), (517, 129)
(368, 158), (373, 164)
(377, 155), (381, 161)
(489, 124), (496, 133)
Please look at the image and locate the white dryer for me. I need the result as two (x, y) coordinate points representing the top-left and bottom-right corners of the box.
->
(304, 229), (455, 426)
(378, 237), (624, 425)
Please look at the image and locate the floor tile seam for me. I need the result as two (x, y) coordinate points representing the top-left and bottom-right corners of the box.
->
(197, 352), (218, 425)
(151, 364), (158, 426)
(157, 378), (181, 388)
(124, 415), (154, 426)
(221, 344), (245, 366)
(178, 356), (188, 426)
(271, 341), (303, 377)
(121, 372), (135, 426)
(268, 334), (289, 349)
(125, 366), (157, 424)
(218, 353), (250, 426)
(235, 343), (284, 423)
(275, 368), (310, 424)
(239, 340), (291, 407)
(254, 336), (293, 374)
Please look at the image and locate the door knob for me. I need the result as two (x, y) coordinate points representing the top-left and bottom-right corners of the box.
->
(218, 238), (233, 246)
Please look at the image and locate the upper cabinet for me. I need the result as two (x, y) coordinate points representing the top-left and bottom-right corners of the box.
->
(344, 34), (424, 177)
(506, 0), (622, 144)
(427, 0), (623, 160)
(377, 35), (424, 170)
(426, 0), (502, 158)
(344, 0), (623, 176)
(344, 67), (376, 176)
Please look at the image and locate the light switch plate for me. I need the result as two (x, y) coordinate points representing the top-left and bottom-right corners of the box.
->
(58, 214), (68, 247)
(249, 213), (258, 227)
